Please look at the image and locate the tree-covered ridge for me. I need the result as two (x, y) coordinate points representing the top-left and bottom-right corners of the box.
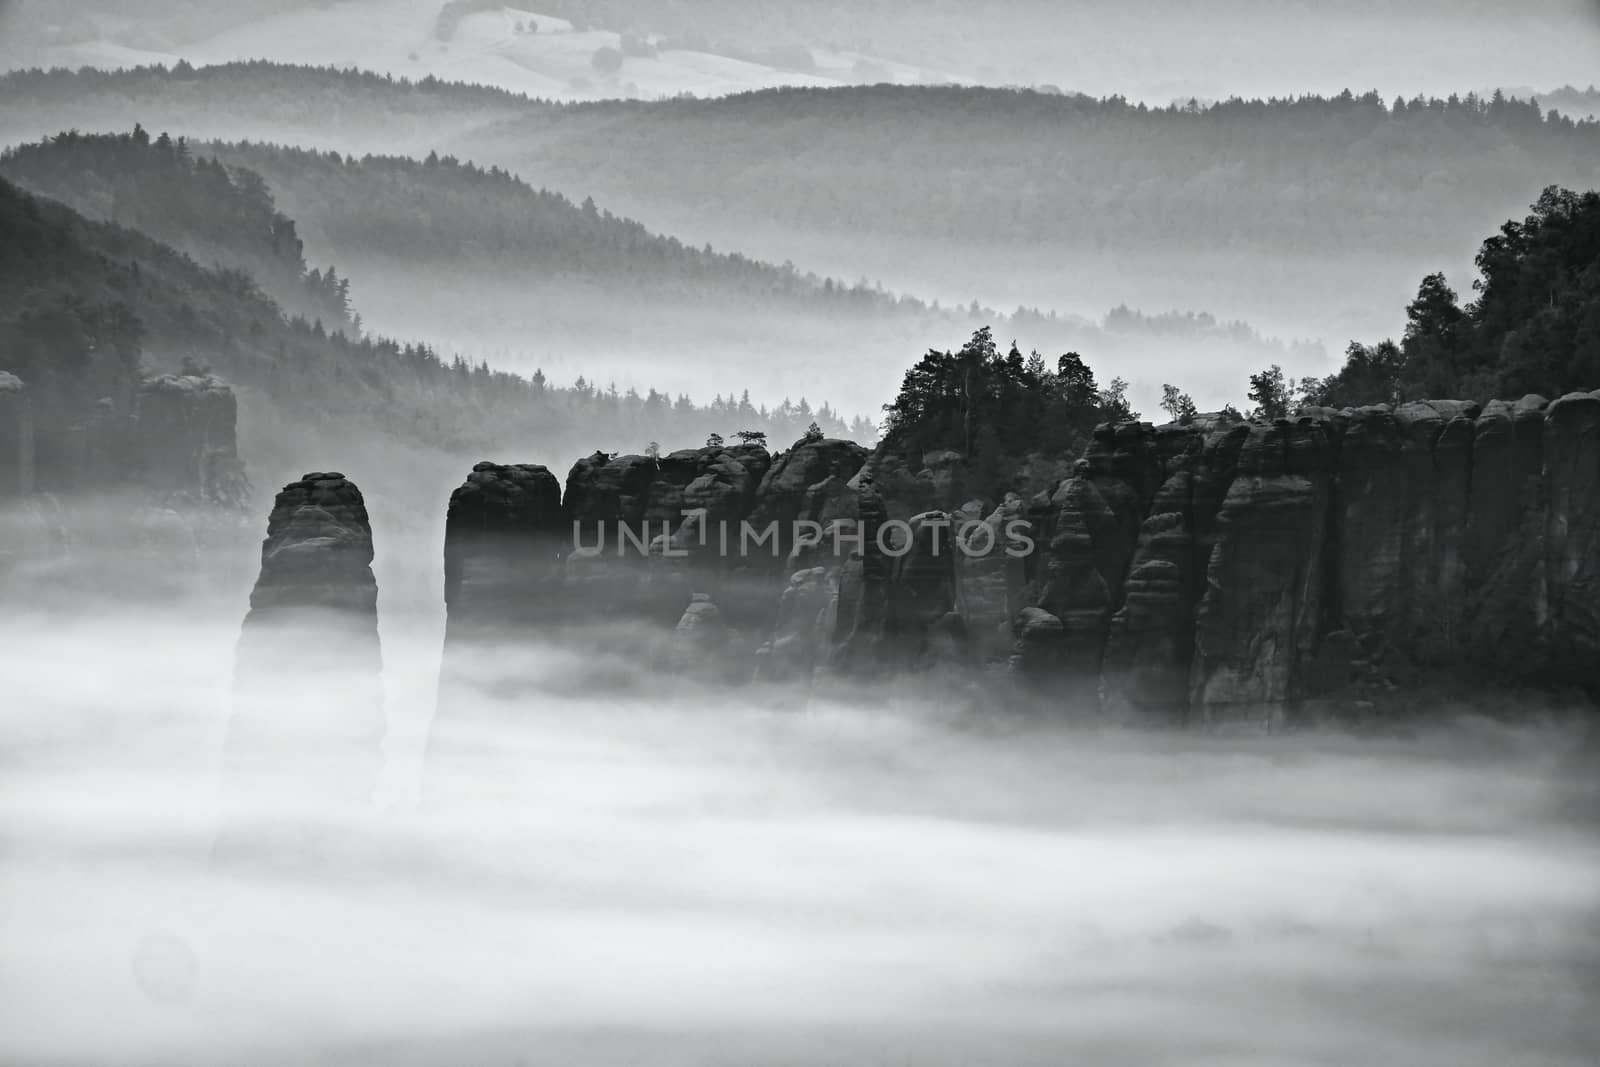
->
(0, 122), (1316, 421)
(0, 128), (916, 317)
(0, 60), (542, 112)
(1534, 85), (1600, 122)
(1304, 187), (1600, 407)
(0, 62), (539, 159)
(878, 326), (1140, 500)
(199, 139), (921, 311)
(474, 83), (1600, 252)
(0, 176), (865, 460)
(7, 63), (1589, 262)
(1, 128), (355, 329)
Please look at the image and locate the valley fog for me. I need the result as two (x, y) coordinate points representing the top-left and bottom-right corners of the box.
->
(3, 595), (1598, 1065)
(2, 4), (1599, 1063)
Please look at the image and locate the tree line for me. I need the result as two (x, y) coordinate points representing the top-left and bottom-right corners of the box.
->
(1164, 186), (1600, 417)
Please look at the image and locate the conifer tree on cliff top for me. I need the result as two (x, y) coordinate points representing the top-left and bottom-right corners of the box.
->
(1305, 186), (1600, 407)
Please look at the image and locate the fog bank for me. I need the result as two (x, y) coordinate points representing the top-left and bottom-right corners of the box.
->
(2, 606), (1598, 1064)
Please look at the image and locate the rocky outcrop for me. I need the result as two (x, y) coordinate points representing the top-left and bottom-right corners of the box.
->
(428, 439), (868, 710)
(136, 375), (244, 501)
(1099, 473), (1197, 726)
(227, 473), (383, 816)
(432, 400), (1599, 729)
(754, 567), (837, 683)
(0, 372), (246, 601)
(6, 371), (241, 498)
(563, 443), (775, 628)
(0, 372), (35, 498)
(238, 473), (379, 624)
(442, 462), (566, 635)
(1189, 420), (1336, 730)
(1545, 391), (1600, 682)
(1462, 395), (1548, 675)
(953, 495), (1032, 668)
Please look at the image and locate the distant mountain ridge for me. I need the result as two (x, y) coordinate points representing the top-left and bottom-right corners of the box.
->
(4, 0), (1594, 104)
(5, 64), (1590, 257)
(458, 84), (1600, 253)
(1, 127), (356, 330)
(0, 168), (870, 479)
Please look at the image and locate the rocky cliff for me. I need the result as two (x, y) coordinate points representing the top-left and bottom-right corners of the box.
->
(226, 473), (384, 821)
(0, 372), (34, 498)
(0, 371), (250, 598)
(135, 374), (245, 501)
(438, 393), (1598, 726)
(0, 370), (241, 502)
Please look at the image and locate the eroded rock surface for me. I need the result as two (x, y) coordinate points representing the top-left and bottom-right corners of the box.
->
(227, 472), (383, 821)
(432, 402), (1600, 728)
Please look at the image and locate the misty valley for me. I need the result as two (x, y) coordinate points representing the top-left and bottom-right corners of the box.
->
(1, 2), (1598, 1064)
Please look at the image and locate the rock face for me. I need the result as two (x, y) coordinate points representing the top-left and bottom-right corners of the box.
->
(1188, 421), (1335, 730)
(0, 372), (247, 600)
(239, 473), (379, 623)
(135, 375), (244, 501)
(432, 462), (567, 767)
(3, 370), (241, 498)
(0, 372), (35, 498)
(563, 443), (776, 629)
(1545, 392), (1600, 680)
(442, 462), (566, 634)
(436, 403), (1598, 727)
(227, 473), (383, 812)
(558, 438), (867, 654)
(429, 438), (868, 709)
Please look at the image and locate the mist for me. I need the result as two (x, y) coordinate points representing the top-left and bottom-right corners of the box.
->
(3, 7), (1600, 1062)
(3, 564), (1600, 1063)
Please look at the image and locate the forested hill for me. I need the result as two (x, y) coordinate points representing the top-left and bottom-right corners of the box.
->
(3, 68), (1594, 261)
(0, 123), (1319, 418)
(1533, 86), (1600, 123)
(1, 128), (915, 315)
(0, 62), (537, 157)
(464, 85), (1600, 253)
(1305, 186), (1600, 407)
(200, 140), (915, 309)
(1, 128), (355, 329)
(0, 175), (868, 469)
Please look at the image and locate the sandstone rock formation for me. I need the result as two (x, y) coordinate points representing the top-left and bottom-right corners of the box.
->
(858, 399), (1595, 724)
(136, 374), (244, 501)
(226, 472), (383, 821)
(442, 461), (566, 635)
(0, 369), (240, 500)
(433, 400), (1598, 730)
(0, 372), (35, 499)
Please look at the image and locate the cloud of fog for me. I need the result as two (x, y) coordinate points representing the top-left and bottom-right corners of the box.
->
(2, 603), (1598, 1065)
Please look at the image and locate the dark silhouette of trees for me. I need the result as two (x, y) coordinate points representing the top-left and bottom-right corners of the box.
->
(1247, 365), (1294, 419)
(1159, 384), (1197, 422)
(881, 327), (1140, 498)
(0, 174), (867, 463)
(0, 130), (355, 329)
(1305, 186), (1600, 406)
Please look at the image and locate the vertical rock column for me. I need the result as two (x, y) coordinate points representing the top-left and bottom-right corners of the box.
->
(226, 473), (384, 819)
(1189, 421), (1336, 730)
(442, 462), (567, 637)
(0, 372), (34, 499)
(1099, 471), (1198, 725)
(1544, 392), (1600, 685)
(1464, 396), (1549, 677)
(435, 462), (566, 711)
